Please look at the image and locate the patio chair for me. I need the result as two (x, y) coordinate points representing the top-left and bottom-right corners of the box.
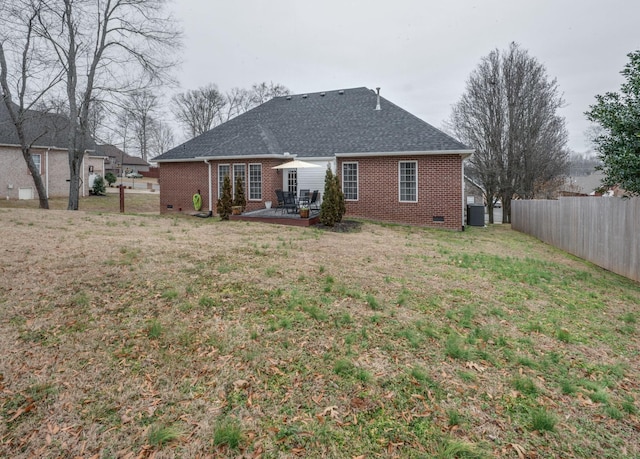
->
(309, 190), (319, 210)
(283, 191), (298, 214)
(298, 189), (310, 207)
(275, 189), (286, 213)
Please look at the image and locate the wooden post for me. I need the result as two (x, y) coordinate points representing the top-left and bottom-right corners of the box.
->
(119, 185), (125, 213)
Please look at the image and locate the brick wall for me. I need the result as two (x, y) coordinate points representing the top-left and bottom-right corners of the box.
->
(159, 158), (285, 214)
(160, 155), (464, 229)
(0, 145), (100, 199)
(337, 155), (464, 230)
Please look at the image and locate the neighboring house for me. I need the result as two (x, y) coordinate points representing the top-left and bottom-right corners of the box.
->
(155, 87), (473, 230)
(0, 103), (105, 199)
(97, 144), (151, 177)
(561, 171), (624, 197)
(464, 175), (485, 205)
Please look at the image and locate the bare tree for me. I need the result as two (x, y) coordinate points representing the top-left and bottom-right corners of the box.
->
(0, 1), (64, 209)
(126, 90), (158, 162)
(222, 87), (252, 122)
(172, 81), (291, 138)
(15, 0), (182, 210)
(249, 81), (290, 105)
(451, 43), (568, 223)
(172, 84), (227, 137)
(149, 118), (175, 159)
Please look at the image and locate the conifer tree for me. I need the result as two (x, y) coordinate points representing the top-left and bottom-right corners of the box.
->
(216, 175), (233, 220)
(233, 175), (247, 211)
(320, 166), (346, 226)
(333, 173), (346, 223)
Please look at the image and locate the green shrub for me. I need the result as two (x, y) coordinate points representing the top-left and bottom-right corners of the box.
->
(216, 174), (232, 220)
(319, 166), (345, 226)
(233, 175), (246, 211)
(104, 172), (117, 186)
(92, 175), (106, 195)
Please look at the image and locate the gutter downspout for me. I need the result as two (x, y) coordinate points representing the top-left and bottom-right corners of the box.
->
(204, 159), (213, 216)
(461, 157), (465, 231)
(81, 155), (86, 197)
(45, 148), (50, 198)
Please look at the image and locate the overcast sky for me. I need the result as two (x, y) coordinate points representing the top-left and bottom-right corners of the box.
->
(168, 0), (640, 154)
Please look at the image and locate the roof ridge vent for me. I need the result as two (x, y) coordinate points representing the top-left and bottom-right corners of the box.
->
(302, 94), (308, 99)
(320, 92), (326, 97)
(286, 96), (292, 100)
(338, 90), (344, 95)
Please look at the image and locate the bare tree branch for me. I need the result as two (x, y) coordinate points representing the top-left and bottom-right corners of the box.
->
(451, 43), (568, 223)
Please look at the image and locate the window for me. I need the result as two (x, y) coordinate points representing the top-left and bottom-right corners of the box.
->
(218, 164), (230, 198)
(32, 154), (41, 175)
(287, 170), (297, 195)
(249, 164), (262, 200)
(233, 164), (246, 197)
(342, 162), (358, 200)
(399, 161), (417, 202)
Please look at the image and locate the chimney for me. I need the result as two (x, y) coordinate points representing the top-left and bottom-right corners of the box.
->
(375, 87), (381, 110)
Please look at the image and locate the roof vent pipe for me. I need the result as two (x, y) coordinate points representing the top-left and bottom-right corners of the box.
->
(375, 87), (381, 110)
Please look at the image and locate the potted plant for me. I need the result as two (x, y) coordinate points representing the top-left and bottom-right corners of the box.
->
(299, 205), (310, 218)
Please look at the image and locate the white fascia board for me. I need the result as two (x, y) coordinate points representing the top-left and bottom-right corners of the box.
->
(155, 156), (283, 164)
(0, 142), (68, 152)
(192, 154), (291, 162)
(297, 156), (335, 162)
(335, 150), (474, 159)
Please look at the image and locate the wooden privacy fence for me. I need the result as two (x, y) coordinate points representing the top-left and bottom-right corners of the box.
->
(512, 197), (639, 283)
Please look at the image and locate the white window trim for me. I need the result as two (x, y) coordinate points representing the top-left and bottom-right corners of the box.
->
(218, 164), (230, 199)
(31, 153), (42, 175)
(398, 160), (418, 203)
(342, 161), (359, 201)
(248, 163), (262, 201)
(232, 163), (246, 197)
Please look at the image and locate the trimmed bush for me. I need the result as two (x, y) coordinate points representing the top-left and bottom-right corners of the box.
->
(319, 167), (346, 226)
(92, 175), (106, 195)
(216, 175), (233, 220)
(233, 175), (246, 211)
(104, 172), (117, 186)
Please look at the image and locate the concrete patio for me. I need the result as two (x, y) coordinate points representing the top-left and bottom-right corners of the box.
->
(229, 208), (321, 227)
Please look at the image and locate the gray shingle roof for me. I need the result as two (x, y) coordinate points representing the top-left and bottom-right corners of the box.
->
(155, 87), (470, 161)
(0, 102), (98, 152)
(95, 144), (148, 165)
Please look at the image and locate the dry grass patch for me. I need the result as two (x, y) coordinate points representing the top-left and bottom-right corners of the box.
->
(0, 208), (639, 458)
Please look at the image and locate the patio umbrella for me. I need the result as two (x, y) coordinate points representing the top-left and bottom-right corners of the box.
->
(271, 159), (322, 169)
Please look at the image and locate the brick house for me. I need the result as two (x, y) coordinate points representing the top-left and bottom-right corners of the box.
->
(0, 103), (105, 199)
(155, 87), (473, 230)
(97, 144), (151, 178)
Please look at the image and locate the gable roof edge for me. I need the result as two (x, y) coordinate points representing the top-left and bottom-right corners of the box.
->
(335, 150), (474, 158)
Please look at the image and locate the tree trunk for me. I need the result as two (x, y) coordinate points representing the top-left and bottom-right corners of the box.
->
(502, 197), (512, 224)
(67, 151), (82, 210)
(22, 148), (49, 209)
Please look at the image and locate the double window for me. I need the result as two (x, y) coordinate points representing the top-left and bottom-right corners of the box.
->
(249, 164), (262, 200)
(399, 161), (417, 202)
(342, 162), (358, 200)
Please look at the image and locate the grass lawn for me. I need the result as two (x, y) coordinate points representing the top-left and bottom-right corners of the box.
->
(0, 190), (160, 214)
(0, 199), (638, 458)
